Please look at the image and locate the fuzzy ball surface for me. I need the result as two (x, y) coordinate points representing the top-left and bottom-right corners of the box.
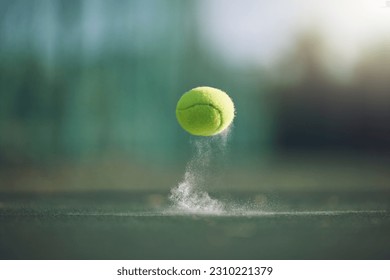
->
(176, 86), (235, 136)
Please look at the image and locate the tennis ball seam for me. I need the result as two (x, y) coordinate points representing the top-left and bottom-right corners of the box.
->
(176, 103), (224, 131)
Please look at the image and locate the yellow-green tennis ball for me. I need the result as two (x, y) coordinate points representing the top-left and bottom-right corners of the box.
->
(176, 86), (235, 136)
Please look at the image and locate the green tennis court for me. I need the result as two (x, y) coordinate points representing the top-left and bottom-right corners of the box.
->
(1, 190), (389, 259)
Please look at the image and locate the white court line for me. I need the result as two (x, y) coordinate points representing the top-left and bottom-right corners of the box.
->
(62, 209), (389, 217)
(0, 209), (388, 217)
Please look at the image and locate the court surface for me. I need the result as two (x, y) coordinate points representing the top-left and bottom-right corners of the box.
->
(0, 191), (389, 259)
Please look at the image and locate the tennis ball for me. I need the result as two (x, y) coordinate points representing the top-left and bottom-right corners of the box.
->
(176, 86), (235, 136)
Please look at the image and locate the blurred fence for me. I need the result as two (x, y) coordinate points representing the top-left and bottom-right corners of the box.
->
(0, 0), (272, 167)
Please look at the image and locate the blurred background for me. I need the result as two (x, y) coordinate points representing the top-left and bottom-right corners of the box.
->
(1, 0), (390, 193)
